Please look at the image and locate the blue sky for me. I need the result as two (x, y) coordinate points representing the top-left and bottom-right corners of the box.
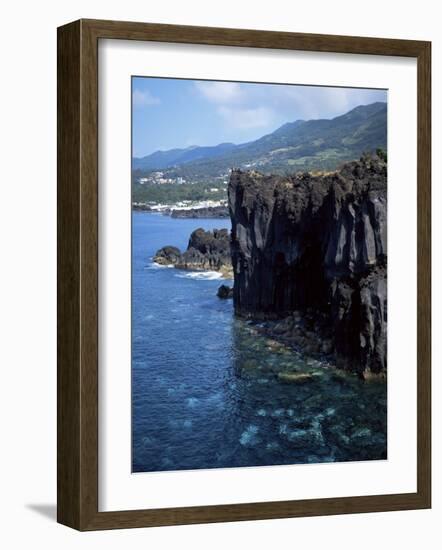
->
(132, 77), (387, 158)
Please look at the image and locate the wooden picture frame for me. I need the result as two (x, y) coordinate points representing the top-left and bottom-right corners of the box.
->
(57, 18), (431, 530)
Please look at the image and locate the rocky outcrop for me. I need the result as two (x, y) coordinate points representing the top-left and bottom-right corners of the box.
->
(154, 228), (232, 277)
(217, 284), (234, 299)
(171, 206), (229, 218)
(153, 245), (181, 266)
(228, 154), (387, 376)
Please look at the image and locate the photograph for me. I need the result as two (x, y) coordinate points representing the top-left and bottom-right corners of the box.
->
(0, 0), (435, 540)
(131, 77), (388, 473)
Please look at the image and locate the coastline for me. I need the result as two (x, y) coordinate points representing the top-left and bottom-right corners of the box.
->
(132, 210), (387, 472)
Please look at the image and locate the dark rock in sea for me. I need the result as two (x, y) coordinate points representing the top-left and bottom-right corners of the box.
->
(217, 284), (234, 299)
(176, 228), (232, 276)
(154, 228), (233, 277)
(228, 154), (387, 376)
(171, 206), (229, 218)
(153, 245), (182, 265)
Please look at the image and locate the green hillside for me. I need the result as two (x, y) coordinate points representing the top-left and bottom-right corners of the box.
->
(132, 102), (387, 204)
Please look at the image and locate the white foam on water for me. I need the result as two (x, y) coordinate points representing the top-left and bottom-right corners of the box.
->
(175, 271), (223, 281)
(145, 262), (175, 270)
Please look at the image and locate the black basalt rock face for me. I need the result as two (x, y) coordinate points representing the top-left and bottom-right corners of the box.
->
(228, 155), (387, 376)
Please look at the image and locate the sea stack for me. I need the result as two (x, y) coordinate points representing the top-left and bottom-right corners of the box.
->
(154, 228), (233, 277)
(228, 154), (387, 377)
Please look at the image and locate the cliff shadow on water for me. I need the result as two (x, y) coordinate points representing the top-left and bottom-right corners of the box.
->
(228, 154), (387, 379)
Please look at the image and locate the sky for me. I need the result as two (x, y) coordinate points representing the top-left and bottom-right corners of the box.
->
(132, 77), (387, 158)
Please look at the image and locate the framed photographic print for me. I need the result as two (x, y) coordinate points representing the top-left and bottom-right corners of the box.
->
(57, 19), (431, 530)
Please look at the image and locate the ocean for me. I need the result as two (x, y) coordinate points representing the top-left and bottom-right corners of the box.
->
(132, 212), (387, 472)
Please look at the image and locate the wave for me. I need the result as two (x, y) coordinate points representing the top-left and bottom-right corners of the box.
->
(174, 271), (223, 281)
(145, 262), (175, 270)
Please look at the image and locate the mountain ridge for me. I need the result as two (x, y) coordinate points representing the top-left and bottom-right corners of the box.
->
(133, 102), (387, 177)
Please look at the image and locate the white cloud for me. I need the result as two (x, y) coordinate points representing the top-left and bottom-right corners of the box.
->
(193, 81), (385, 128)
(194, 81), (243, 104)
(264, 85), (386, 120)
(132, 88), (161, 107)
(217, 106), (275, 129)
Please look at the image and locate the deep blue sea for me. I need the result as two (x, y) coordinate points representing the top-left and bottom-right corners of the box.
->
(132, 212), (387, 472)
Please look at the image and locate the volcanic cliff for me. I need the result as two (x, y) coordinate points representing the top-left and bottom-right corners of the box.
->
(228, 154), (387, 377)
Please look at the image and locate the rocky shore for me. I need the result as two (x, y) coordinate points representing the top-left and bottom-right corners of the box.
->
(132, 203), (152, 212)
(171, 206), (229, 218)
(154, 227), (233, 277)
(228, 154), (387, 378)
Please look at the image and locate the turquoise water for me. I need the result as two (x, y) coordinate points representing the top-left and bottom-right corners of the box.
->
(132, 212), (387, 472)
